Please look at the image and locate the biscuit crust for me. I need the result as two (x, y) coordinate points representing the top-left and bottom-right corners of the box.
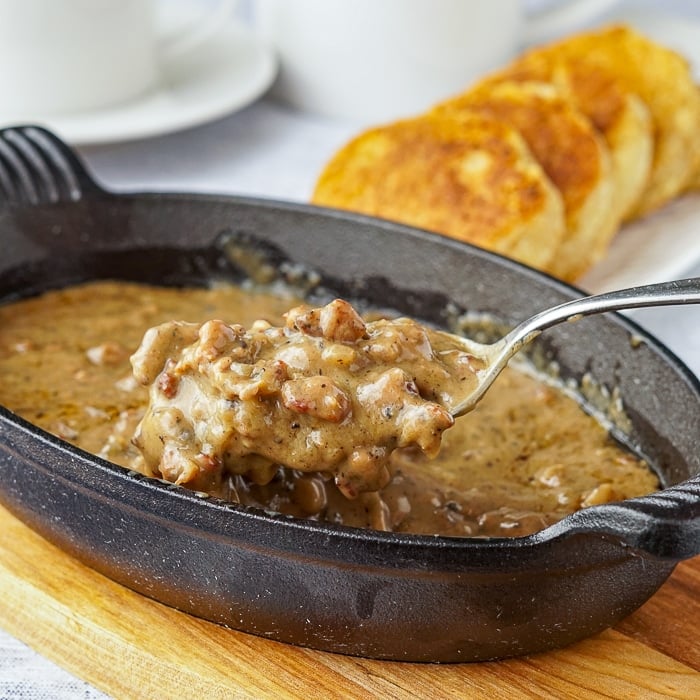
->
(510, 25), (700, 216)
(434, 81), (617, 280)
(313, 114), (566, 271)
(488, 53), (653, 222)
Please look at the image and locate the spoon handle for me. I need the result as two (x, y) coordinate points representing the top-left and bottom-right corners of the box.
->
(504, 276), (700, 351)
(451, 277), (700, 417)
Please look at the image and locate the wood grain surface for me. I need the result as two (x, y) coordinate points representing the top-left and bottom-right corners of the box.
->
(0, 502), (698, 700)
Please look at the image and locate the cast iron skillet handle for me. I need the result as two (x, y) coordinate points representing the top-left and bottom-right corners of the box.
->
(554, 478), (700, 560)
(0, 125), (106, 206)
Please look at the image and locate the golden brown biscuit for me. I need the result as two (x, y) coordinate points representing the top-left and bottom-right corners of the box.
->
(312, 114), (566, 272)
(487, 52), (652, 222)
(433, 81), (617, 281)
(690, 169), (700, 190)
(689, 85), (700, 190)
(507, 25), (700, 217)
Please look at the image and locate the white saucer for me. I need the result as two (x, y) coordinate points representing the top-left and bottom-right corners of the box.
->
(0, 21), (277, 146)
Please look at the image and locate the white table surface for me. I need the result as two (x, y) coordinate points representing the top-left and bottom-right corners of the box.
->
(2, 1), (700, 697)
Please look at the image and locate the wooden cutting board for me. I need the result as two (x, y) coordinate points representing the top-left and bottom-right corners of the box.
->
(0, 501), (698, 699)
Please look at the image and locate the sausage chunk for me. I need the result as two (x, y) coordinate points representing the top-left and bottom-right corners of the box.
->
(130, 299), (480, 498)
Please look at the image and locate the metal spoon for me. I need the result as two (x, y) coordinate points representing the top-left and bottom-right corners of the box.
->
(449, 277), (700, 417)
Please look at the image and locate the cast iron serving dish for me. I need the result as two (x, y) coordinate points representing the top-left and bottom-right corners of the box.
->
(0, 126), (698, 663)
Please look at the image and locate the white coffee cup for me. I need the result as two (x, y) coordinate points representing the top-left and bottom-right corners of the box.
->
(0, 0), (235, 120)
(255, 0), (619, 122)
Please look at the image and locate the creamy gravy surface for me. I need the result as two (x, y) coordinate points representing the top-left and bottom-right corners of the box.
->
(0, 280), (659, 537)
